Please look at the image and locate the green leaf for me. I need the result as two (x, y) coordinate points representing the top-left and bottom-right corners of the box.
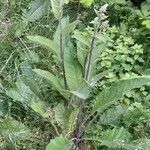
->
(6, 79), (40, 104)
(50, 0), (69, 19)
(66, 110), (78, 136)
(87, 43), (107, 80)
(27, 35), (59, 56)
(108, 0), (126, 4)
(126, 138), (150, 150)
(0, 118), (29, 149)
(46, 135), (73, 150)
(100, 127), (131, 149)
(31, 102), (45, 116)
(64, 43), (83, 90)
(89, 70), (110, 86)
(62, 20), (80, 36)
(93, 76), (150, 112)
(80, 0), (94, 7)
(76, 42), (88, 67)
(34, 69), (70, 99)
(54, 104), (66, 128)
(22, 0), (50, 22)
(142, 20), (150, 29)
(71, 80), (92, 99)
(53, 17), (71, 46)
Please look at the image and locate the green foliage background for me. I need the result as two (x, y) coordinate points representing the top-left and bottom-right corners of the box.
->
(0, 0), (150, 149)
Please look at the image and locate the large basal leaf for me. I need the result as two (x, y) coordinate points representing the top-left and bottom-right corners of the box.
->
(6, 78), (40, 104)
(27, 35), (59, 56)
(34, 69), (70, 99)
(93, 76), (150, 112)
(5, 78), (46, 116)
(22, 0), (50, 22)
(46, 135), (73, 150)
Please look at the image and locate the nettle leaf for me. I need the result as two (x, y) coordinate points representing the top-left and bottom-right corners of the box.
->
(46, 135), (73, 150)
(126, 138), (150, 150)
(27, 35), (59, 56)
(100, 127), (131, 149)
(93, 76), (150, 112)
(34, 69), (70, 99)
(100, 105), (127, 125)
(22, 0), (50, 22)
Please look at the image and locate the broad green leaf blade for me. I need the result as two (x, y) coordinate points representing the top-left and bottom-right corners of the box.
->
(73, 30), (91, 46)
(53, 17), (78, 47)
(6, 79), (40, 104)
(27, 35), (59, 56)
(93, 76), (150, 112)
(46, 135), (73, 150)
(76, 42), (88, 67)
(89, 70), (110, 86)
(71, 80), (92, 99)
(86, 42), (107, 81)
(34, 69), (70, 99)
(31, 102), (45, 117)
(62, 20), (80, 36)
(22, 0), (50, 22)
(64, 43), (83, 90)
